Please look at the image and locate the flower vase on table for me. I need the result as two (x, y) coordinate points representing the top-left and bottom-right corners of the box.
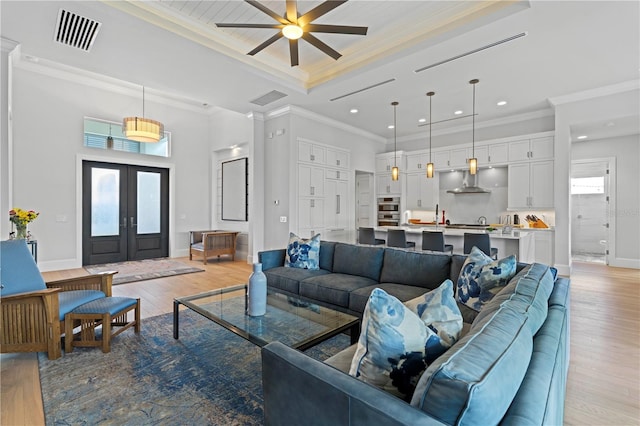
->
(9, 208), (39, 240)
(15, 224), (28, 240)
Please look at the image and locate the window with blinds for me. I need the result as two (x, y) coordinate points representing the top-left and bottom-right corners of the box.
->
(83, 117), (170, 158)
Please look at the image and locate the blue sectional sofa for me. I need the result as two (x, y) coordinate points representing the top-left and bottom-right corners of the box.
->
(259, 241), (570, 425)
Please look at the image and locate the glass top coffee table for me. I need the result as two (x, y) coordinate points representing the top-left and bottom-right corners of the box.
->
(173, 284), (360, 351)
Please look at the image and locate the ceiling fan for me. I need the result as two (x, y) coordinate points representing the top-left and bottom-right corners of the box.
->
(216, 0), (368, 67)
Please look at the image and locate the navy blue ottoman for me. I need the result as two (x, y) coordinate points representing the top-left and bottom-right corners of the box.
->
(65, 297), (140, 353)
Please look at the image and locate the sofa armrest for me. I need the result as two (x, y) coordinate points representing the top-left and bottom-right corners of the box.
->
(46, 271), (116, 297)
(258, 249), (286, 271)
(262, 342), (443, 426)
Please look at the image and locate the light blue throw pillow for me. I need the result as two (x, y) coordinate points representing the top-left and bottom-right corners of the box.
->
(457, 246), (517, 312)
(285, 232), (320, 270)
(349, 283), (463, 399)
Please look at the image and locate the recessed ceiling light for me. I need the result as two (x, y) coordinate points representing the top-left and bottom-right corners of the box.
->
(497, 101), (507, 106)
(577, 135), (588, 140)
(454, 110), (463, 115)
(418, 118), (426, 123)
(388, 125), (395, 129)
(350, 108), (358, 114)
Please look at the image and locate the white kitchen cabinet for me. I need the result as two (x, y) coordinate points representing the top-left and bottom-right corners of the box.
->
(377, 173), (402, 195)
(298, 164), (324, 197)
(325, 169), (348, 181)
(376, 153), (403, 173)
(487, 143), (509, 165)
(533, 231), (555, 265)
(508, 160), (554, 209)
(298, 140), (326, 164)
(406, 173), (439, 210)
(406, 152), (429, 173)
(508, 137), (554, 162)
(450, 147), (470, 168)
(433, 150), (451, 170)
(298, 198), (324, 232)
(325, 179), (348, 230)
(326, 148), (349, 169)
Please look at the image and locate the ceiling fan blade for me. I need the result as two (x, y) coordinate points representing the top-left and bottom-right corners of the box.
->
(304, 24), (367, 35)
(289, 38), (299, 67)
(246, 0), (289, 25)
(285, 0), (298, 23)
(216, 23), (284, 29)
(248, 32), (284, 56)
(302, 33), (341, 60)
(298, 0), (347, 27)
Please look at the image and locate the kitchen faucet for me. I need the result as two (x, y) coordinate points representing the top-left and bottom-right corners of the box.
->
(478, 216), (487, 225)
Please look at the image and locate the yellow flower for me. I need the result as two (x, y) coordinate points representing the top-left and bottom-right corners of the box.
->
(9, 208), (39, 227)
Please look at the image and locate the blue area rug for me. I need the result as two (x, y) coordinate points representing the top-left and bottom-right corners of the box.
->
(38, 309), (350, 425)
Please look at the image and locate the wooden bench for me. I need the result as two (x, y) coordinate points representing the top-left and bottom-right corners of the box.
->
(189, 230), (239, 264)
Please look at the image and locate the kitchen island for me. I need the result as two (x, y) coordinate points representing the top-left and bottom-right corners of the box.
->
(375, 226), (535, 263)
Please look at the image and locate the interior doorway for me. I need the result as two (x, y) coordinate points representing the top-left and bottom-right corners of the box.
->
(355, 172), (374, 229)
(82, 161), (169, 265)
(570, 159), (612, 265)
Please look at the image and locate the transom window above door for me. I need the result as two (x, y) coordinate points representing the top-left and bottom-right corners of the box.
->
(83, 117), (171, 158)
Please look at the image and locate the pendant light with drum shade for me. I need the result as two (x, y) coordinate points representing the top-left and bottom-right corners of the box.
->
(468, 79), (479, 175)
(123, 86), (164, 143)
(426, 91), (435, 179)
(391, 101), (399, 181)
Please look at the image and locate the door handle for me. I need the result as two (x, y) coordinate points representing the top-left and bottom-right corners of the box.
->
(130, 217), (137, 228)
(121, 217), (127, 228)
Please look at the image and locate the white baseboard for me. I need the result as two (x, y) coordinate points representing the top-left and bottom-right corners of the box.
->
(609, 257), (640, 269)
(38, 258), (82, 272)
(555, 263), (571, 277)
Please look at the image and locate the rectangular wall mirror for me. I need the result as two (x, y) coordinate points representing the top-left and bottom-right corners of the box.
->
(222, 158), (248, 221)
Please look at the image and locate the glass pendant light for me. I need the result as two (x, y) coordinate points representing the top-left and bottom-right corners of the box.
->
(468, 79), (479, 175)
(426, 91), (435, 178)
(391, 101), (399, 181)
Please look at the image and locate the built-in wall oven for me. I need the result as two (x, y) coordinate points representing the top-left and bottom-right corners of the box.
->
(377, 197), (400, 226)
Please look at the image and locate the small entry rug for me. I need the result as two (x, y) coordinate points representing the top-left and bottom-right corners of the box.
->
(39, 309), (349, 425)
(85, 258), (204, 285)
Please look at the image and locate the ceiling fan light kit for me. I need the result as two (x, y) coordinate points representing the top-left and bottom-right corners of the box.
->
(216, 0), (368, 67)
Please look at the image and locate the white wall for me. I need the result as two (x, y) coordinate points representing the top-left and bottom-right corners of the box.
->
(10, 64), (212, 270)
(572, 134), (640, 268)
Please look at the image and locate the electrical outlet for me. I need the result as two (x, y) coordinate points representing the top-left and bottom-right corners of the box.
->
(279, 216), (287, 223)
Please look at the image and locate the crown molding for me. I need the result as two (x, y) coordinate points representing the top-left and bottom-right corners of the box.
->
(12, 52), (218, 115)
(1, 37), (19, 53)
(266, 105), (386, 144)
(548, 80), (640, 106)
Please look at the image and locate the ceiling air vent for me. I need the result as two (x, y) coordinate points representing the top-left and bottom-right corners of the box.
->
(250, 90), (288, 107)
(54, 9), (102, 52)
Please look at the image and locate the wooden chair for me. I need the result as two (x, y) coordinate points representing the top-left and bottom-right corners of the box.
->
(189, 230), (239, 264)
(421, 231), (454, 254)
(386, 229), (416, 249)
(0, 240), (116, 360)
(463, 233), (498, 259)
(358, 227), (385, 245)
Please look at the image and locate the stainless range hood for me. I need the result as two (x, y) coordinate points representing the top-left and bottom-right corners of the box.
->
(447, 171), (491, 194)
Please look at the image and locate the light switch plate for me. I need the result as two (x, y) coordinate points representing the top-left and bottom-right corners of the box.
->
(279, 216), (287, 223)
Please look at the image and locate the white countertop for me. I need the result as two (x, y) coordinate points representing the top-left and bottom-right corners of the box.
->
(376, 226), (533, 240)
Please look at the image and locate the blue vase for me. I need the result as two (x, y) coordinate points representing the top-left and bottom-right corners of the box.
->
(247, 262), (267, 316)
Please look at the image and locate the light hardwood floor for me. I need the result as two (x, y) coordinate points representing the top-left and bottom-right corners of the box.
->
(1, 259), (639, 425)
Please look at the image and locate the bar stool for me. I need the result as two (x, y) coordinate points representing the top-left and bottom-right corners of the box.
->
(387, 229), (416, 249)
(422, 231), (453, 254)
(358, 227), (385, 245)
(463, 233), (498, 259)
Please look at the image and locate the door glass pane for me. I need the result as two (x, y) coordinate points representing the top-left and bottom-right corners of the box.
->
(137, 171), (160, 234)
(91, 168), (120, 236)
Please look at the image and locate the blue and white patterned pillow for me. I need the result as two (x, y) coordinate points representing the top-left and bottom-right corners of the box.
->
(285, 232), (320, 270)
(404, 279), (463, 364)
(349, 284), (462, 399)
(457, 246), (517, 312)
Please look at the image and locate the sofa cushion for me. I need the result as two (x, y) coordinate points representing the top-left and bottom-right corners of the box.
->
(264, 266), (330, 295)
(0, 239), (46, 296)
(332, 243), (384, 282)
(379, 249), (451, 289)
(457, 247), (516, 312)
(404, 280), (463, 363)
(300, 273), (376, 308)
(349, 284), (428, 314)
(319, 241), (336, 272)
(58, 290), (106, 321)
(472, 263), (555, 336)
(411, 305), (533, 425)
(349, 288), (430, 398)
(285, 232), (320, 270)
